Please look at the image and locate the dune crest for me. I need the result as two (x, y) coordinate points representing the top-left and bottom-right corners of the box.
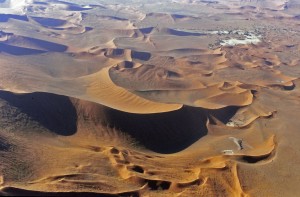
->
(83, 67), (183, 113)
(0, 91), (277, 196)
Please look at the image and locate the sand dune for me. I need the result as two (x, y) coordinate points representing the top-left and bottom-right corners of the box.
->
(30, 16), (67, 27)
(0, 14), (28, 22)
(103, 48), (151, 62)
(1, 31), (67, 52)
(82, 67), (183, 113)
(0, 90), (277, 196)
(136, 88), (251, 108)
(1, 0), (300, 196)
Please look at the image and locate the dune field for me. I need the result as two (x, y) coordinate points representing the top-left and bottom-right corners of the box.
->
(1, 0), (300, 196)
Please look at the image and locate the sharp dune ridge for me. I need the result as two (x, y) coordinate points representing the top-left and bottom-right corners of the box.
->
(0, 91), (276, 196)
(1, 0), (300, 196)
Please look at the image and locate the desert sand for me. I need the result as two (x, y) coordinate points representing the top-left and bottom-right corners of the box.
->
(1, 0), (300, 196)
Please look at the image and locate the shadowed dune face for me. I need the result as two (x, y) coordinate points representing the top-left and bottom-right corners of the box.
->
(0, 43), (47, 55)
(0, 136), (12, 151)
(31, 16), (67, 27)
(131, 50), (151, 61)
(0, 187), (138, 197)
(0, 14), (28, 22)
(5, 36), (68, 52)
(0, 91), (77, 136)
(0, 90), (207, 153)
(1, 0), (300, 196)
(0, 30), (67, 54)
(104, 106), (208, 153)
(167, 28), (207, 36)
(0, 91), (280, 196)
(0, 90), (277, 196)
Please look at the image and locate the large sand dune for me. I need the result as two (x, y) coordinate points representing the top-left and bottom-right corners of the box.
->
(1, 0), (300, 196)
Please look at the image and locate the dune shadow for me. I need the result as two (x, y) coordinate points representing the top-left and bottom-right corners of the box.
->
(139, 27), (155, 34)
(85, 27), (93, 32)
(131, 51), (151, 61)
(204, 106), (240, 124)
(0, 136), (12, 151)
(104, 106), (208, 154)
(104, 48), (125, 57)
(0, 187), (138, 197)
(31, 16), (67, 27)
(172, 14), (190, 19)
(167, 28), (206, 36)
(31, 1), (48, 5)
(0, 91), (77, 136)
(66, 5), (92, 11)
(23, 36), (68, 52)
(0, 14), (28, 22)
(0, 33), (67, 53)
(0, 43), (47, 55)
